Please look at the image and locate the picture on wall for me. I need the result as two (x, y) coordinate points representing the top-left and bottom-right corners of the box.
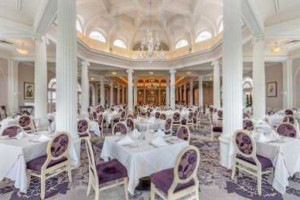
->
(267, 82), (277, 97)
(24, 82), (34, 100)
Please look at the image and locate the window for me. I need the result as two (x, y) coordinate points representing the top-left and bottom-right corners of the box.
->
(76, 20), (83, 33)
(195, 31), (212, 43)
(113, 39), (127, 49)
(89, 31), (106, 43)
(218, 22), (223, 33)
(175, 39), (188, 49)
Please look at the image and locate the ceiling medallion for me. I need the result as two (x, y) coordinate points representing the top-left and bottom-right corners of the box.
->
(138, 0), (164, 64)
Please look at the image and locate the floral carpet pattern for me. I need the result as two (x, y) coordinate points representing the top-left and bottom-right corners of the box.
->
(1, 129), (300, 200)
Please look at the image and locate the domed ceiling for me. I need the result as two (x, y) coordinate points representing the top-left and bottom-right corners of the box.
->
(76, 0), (223, 51)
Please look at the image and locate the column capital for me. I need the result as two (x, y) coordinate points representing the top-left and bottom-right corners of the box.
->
(126, 69), (134, 74)
(81, 60), (90, 67)
(211, 60), (220, 67)
(169, 69), (176, 74)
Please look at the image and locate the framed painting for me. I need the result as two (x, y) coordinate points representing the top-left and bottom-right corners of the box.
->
(24, 82), (34, 100)
(267, 82), (277, 97)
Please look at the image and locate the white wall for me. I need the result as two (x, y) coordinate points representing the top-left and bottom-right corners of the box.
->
(265, 63), (283, 109)
(293, 58), (300, 108)
(18, 63), (34, 106)
(0, 58), (8, 106)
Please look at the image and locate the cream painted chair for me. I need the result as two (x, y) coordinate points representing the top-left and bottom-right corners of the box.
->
(26, 132), (72, 199)
(231, 130), (274, 196)
(150, 145), (200, 200)
(85, 139), (129, 200)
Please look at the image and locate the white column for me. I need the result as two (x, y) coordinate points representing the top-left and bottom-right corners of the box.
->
(213, 60), (221, 109)
(80, 61), (90, 117)
(117, 83), (120, 105)
(110, 81), (114, 106)
(100, 76), (105, 107)
(252, 39), (266, 119)
(183, 83), (187, 105)
(283, 59), (293, 108)
(166, 78), (170, 106)
(170, 69), (176, 109)
(134, 78), (138, 106)
(198, 76), (203, 106)
(127, 70), (134, 112)
(56, 0), (79, 165)
(143, 88), (146, 104)
(122, 85), (125, 104)
(189, 79), (193, 106)
(158, 88), (161, 105)
(7, 59), (19, 115)
(179, 87), (181, 102)
(91, 85), (96, 106)
(220, 0), (243, 169)
(34, 37), (48, 119)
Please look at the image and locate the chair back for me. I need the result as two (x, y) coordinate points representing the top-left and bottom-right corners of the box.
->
(127, 114), (134, 119)
(1, 125), (24, 137)
(267, 110), (275, 115)
(164, 118), (172, 134)
(112, 122), (128, 135)
(282, 115), (295, 124)
(233, 130), (255, 156)
(47, 132), (70, 162)
(92, 112), (97, 121)
(170, 146), (200, 193)
(155, 112), (160, 119)
(173, 112), (180, 122)
(77, 119), (90, 136)
(176, 125), (190, 142)
(85, 139), (99, 186)
(120, 111), (126, 121)
(18, 115), (34, 132)
(160, 113), (167, 120)
(243, 119), (254, 131)
(277, 123), (297, 138)
(285, 109), (294, 116)
(243, 113), (250, 119)
(126, 118), (134, 132)
(188, 112), (193, 122)
(217, 110), (223, 119)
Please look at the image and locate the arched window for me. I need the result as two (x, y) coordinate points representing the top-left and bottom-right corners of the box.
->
(89, 31), (106, 43)
(113, 39), (127, 49)
(195, 31), (212, 43)
(76, 20), (83, 33)
(175, 39), (188, 49)
(218, 22), (223, 33)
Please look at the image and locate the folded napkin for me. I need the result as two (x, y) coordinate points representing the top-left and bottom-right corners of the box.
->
(117, 135), (134, 145)
(255, 130), (280, 143)
(131, 129), (141, 138)
(155, 129), (165, 137)
(151, 136), (168, 147)
(38, 135), (51, 142)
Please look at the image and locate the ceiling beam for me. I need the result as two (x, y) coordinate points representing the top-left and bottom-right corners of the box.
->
(0, 17), (34, 39)
(34, 0), (57, 36)
(241, 0), (265, 38)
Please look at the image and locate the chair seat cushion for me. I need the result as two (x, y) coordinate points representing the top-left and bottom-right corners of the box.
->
(97, 159), (127, 185)
(27, 155), (67, 172)
(237, 154), (273, 170)
(151, 168), (195, 194)
(213, 126), (222, 132)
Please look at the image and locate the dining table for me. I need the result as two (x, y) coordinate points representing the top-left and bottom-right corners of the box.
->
(0, 131), (51, 193)
(101, 132), (189, 195)
(134, 117), (165, 132)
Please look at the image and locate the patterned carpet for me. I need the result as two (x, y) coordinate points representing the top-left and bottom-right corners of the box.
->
(1, 129), (300, 200)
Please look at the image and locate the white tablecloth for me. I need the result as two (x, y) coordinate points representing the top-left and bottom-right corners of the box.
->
(101, 134), (189, 195)
(0, 118), (18, 127)
(266, 114), (283, 127)
(256, 137), (300, 194)
(134, 118), (165, 132)
(103, 111), (120, 124)
(0, 131), (50, 192)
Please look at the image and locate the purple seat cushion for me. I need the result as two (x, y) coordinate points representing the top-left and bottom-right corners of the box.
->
(26, 155), (67, 172)
(151, 168), (195, 194)
(237, 154), (273, 170)
(213, 126), (222, 132)
(97, 159), (127, 184)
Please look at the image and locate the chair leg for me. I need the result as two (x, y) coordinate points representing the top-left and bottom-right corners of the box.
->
(257, 172), (262, 196)
(150, 183), (155, 200)
(231, 163), (236, 180)
(124, 178), (129, 200)
(95, 189), (99, 200)
(195, 185), (199, 200)
(86, 176), (92, 196)
(68, 168), (72, 183)
(41, 175), (46, 200)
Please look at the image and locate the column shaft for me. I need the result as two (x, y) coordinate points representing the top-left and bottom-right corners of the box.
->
(127, 70), (133, 112)
(7, 60), (19, 115)
(189, 80), (193, 106)
(213, 61), (221, 109)
(110, 81), (114, 106)
(198, 76), (203, 107)
(170, 70), (176, 109)
(80, 61), (89, 117)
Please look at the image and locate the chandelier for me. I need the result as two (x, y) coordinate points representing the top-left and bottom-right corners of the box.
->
(138, 0), (164, 63)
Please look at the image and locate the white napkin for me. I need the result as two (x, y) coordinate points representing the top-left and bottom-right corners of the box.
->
(16, 132), (27, 140)
(151, 136), (168, 147)
(117, 135), (134, 145)
(255, 130), (280, 143)
(155, 129), (165, 137)
(37, 135), (51, 142)
(131, 129), (141, 138)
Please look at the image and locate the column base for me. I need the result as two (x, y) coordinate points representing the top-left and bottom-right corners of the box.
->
(219, 135), (233, 169)
(70, 137), (81, 168)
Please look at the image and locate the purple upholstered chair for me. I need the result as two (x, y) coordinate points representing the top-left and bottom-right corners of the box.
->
(217, 110), (223, 120)
(120, 111), (126, 121)
(277, 123), (297, 138)
(77, 119), (90, 140)
(1, 125), (24, 138)
(243, 113), (250, 119)
(127, 113), (134, 119)
(176, 125), (190, 142)
(160, 113), (167, 120)
(282, 115), (296, 125)
(285, 109), (294, 116)
(96, 113), (104, 134)
(85, 139), (128, 200)
(126, 118), (135, 132)
(172, 112), (181, 130)
(164, 118), (172, 135)
(27, 132), (72, 199)
(186, 112), (194, 129)
(150, 145), (200, 200)
(267, 110), (275, 116)
(232, 130), (273, 196)
(113, 122), (128, 135)
(18, 115), (34, 133)
(155, 112), (161, 119)
(243, 119), (254, 131)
